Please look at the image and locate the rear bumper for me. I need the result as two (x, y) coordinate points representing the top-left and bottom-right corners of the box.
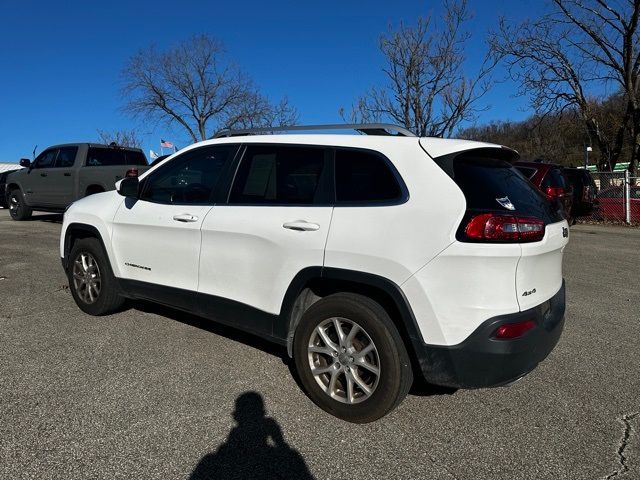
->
(417, 280), (565, 389)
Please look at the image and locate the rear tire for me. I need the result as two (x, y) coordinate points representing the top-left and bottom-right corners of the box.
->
(293, 293), (413, 423)
(8, 189), (32, 221)
(67, 237), (124, 315)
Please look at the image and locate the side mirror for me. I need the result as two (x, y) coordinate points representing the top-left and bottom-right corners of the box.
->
(118, 176), (139, 197)
(19, 158), (31, 168)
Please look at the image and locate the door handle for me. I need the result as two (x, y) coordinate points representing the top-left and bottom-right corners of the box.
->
(64, 172), (71, 177)
(40, 172), (47, 177)
(173, 213), (199, 223)
(283, 220), (320, 232)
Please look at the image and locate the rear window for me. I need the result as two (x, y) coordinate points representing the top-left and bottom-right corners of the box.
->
(437, 152), (564, 224)
(86, 148), (148, 167)
(514, 166), (537, 179)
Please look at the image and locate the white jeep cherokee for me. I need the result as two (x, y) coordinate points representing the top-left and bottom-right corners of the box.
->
(60, 124), (568, 423)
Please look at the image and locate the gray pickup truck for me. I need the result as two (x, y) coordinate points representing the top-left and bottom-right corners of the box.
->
(5, 143), (149, 220)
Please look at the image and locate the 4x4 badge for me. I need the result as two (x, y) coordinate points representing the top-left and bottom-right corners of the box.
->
(562, 227), (569, 238)
(496, 196), (515, 210)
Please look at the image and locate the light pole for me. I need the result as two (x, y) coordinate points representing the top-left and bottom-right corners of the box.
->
(583, 144), (592, 169)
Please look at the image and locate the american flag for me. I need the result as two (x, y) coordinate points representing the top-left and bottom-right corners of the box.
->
(160, 139), (174, 148)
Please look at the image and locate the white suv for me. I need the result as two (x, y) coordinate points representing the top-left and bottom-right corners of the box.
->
(60, 124), (568, 423)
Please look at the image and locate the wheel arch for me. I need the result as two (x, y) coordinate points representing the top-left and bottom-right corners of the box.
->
(280, 267), (425, 365)
(5, 182), (22, 199)
(63, 223), (111, 271)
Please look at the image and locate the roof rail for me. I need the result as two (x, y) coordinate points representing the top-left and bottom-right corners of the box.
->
(212, 123), (416, 139)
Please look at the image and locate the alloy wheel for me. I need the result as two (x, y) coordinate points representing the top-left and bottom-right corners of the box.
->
(72, 252), (102, 304)
(308, 317), (381, 404)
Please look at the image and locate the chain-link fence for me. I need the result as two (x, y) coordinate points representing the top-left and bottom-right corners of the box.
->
(576, 171), (640, 225)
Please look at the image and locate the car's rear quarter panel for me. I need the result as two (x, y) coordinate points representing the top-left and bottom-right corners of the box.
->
(324, 140), (464, 285)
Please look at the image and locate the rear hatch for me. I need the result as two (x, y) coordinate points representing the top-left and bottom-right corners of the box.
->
(428, 145), (569, 311)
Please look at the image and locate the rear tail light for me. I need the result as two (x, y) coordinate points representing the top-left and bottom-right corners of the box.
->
(464, 213), (545, 243)
(125, 168), (139, 178)
(494, 319), (536, 339)
(545, 186), (565, 199)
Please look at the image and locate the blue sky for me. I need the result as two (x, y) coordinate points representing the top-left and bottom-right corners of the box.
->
(0, 0), (541, 161)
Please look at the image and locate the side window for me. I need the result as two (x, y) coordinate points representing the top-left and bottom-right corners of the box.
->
(335, 149), (402, 203)
(140, 145), (237, 205)
(86, 148), (126, 166)
(56, 147), (78, 168)
(33, 149), (58, 169)
(541, 169), (567, 189)
(229, 145), (326, 205)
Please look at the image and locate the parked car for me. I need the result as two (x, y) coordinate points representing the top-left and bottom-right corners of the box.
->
(60, 124), (568, 423)
(514, 161), (574, 220)
(594, 186), (640, 223)
(0, 168), (19, 208)
(5, 143), (149, 220)
(563, 168), (597, 217)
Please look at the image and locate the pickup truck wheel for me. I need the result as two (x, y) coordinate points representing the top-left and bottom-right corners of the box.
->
(8, 189), (32, 221)
(67, 238), (124, 315)
(293, 293), (413, 423)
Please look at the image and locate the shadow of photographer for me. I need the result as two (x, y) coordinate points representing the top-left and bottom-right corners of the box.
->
(189, 392), (315, 480)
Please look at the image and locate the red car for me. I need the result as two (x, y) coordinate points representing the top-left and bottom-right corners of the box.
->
(514, 161), (574, 220)
(595, 186), (640, 223)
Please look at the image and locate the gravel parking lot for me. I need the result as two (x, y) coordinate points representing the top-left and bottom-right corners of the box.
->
(1, 209), (639, 480)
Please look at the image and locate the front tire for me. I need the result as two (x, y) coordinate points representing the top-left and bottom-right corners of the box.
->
(67, 237), (124, 315)
(8, 189), (32, 221)
(293, 293), (413, 423)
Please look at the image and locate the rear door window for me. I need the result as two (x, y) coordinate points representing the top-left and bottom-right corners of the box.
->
(229, 145), (327, 205)
(335, 149), (403, 203)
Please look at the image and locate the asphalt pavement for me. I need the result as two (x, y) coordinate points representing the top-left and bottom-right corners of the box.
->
(1, 209), (638, 479)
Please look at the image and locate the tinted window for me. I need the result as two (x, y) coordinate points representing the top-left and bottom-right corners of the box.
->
(125, 150), (149, 166)
(56, 147), (78, 168)
(446, 155), (563, 224)
(335, 149), (402, 203)
(141, 145), (236, 204)
(514, 166), (537, 179)
(230, 146), (326, 205)
(34, 149), (58, 168)
(86, 148), (148, 167)
(541, 168), (567, 189)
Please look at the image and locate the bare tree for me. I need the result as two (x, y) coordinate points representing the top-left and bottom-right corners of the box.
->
(121, 35), (297, 143)
(492, 0), (640, 174)
(342, 0), (495, 137)
(96, 129), (142, 148)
